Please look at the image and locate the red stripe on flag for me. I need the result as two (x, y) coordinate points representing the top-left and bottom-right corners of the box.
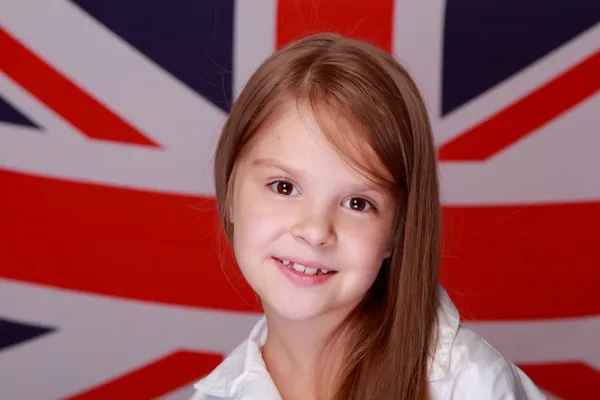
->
(65, 350), (223, 400)
(0, 169), (259, 313)
(0, 27), (159, 147)
(1, 170), (598, 320)
(277, 0), (394, 52)
(439, 50), (600, 161)
(441, 203), (600, 320)
(519, 362), (600, 400)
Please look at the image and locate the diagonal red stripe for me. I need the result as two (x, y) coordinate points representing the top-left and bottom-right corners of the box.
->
(65, 350), (223, 400)
(439, 50), (600, 161)
(277, 0), (394, 52)
(518, 362), (600, 400)
(0, 27), (159, 147)
(1, 169), (598, 320)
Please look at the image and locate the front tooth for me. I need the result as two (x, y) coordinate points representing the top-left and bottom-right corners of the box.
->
(292, 263), (306, 273)
(281, 259), (290, 266)
(304, 267), (317, 275)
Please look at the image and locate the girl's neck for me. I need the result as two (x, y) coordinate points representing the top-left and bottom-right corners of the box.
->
(261, 311), (346, 400)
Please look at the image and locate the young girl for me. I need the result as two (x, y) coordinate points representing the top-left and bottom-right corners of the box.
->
(191, 33), (546, 400)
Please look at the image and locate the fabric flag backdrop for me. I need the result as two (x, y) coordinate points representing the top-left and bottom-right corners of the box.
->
(1, 1), (598, 399)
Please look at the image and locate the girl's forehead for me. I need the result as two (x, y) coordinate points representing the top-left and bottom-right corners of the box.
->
(247, 102), (357, 165)
(244, 100), (393, 188)
(252, 100), (354, 151)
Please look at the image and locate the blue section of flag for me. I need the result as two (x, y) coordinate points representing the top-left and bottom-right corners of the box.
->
(0, 318), (55, 351)
(0, 95), (40, 129)
(442, 0), (600, 115)
(71, 0), (235, 112)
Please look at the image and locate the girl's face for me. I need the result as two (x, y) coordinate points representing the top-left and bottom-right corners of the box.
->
(230, 101), (395, 323)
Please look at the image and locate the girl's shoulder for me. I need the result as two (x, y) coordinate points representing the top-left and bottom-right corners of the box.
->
(431, 287), (547, 399)
(189, 288), (547, 399)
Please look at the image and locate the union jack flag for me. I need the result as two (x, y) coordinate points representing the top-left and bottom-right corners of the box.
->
(1, 1), (598, 399)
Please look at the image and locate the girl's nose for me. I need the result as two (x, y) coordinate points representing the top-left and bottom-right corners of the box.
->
(291, 211), (337, 248)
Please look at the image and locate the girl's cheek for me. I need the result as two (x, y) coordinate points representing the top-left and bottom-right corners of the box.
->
(344, 218), (392, 250)
(247, 195), (294, 222)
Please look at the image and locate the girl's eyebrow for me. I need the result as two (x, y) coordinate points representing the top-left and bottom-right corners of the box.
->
(251, 158), (301, 177)
(347, 183), (388, 199)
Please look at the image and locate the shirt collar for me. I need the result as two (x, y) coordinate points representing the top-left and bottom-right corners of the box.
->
(193, 316), (277, 398)
(194, 286), (460, 396)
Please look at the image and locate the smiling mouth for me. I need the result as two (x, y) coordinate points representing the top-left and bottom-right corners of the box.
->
(274, 257), (334, 276)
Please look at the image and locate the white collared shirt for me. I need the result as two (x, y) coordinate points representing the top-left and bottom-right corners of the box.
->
(191, 287), (546, 399)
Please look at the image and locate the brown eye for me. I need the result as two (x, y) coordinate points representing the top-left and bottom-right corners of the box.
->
(343, 197), (372, 212)
(269, 180), (298, 196)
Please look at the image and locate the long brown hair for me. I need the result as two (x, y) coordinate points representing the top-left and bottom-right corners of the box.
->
(214, 33), (441, 400)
